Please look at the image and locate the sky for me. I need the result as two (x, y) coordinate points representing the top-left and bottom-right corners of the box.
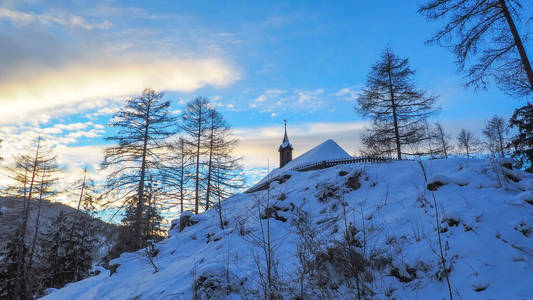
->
(0, 1), (531, 207)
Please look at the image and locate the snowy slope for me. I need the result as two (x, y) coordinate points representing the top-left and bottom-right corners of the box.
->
(44, 158), (533, 299)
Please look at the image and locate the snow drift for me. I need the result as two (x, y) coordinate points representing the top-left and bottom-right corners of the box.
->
(44, 158), (533, 299)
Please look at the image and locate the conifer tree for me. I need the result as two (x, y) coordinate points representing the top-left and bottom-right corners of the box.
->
(102, 88), (175, 248)
(1, 137), (59, 298)
(357, 47), (438, 159)
(509, 102), (533, 172)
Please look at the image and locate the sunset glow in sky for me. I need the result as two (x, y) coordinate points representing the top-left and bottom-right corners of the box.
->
(1, 1), (531, 205)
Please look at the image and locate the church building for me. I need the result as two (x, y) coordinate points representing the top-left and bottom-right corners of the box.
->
(278, 120), (293, 168)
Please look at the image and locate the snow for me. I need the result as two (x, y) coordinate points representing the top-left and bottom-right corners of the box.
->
(256, 139), (351, 186)
(43, 158), (533, 299)
(279, 140), (292, 149)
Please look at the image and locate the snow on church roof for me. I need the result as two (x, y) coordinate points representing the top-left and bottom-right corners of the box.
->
(259, 139), (351, 185)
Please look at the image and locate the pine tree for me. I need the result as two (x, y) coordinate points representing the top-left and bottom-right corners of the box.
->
(0, 230), (28, 299)
(357, 47), (438, 159)
(102, 88), (175, 249)
(509, 102), (533, 172)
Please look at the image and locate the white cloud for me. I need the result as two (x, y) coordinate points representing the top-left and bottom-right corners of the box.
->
(0, 56), (239, 124)
(0, 8), (113, 30)
(334, 86), (361, 101)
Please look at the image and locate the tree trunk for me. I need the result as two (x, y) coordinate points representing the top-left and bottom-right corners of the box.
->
(387, 62), (402, 159)
(205, 117), (215, 211)
(194, 106), (203, 214)
(179, 139), (185, 213)
(499, 0), (533, 94)
(16, 138), (40, 296)
(27, 168), (46, 283)
(138, 102), (151, 247)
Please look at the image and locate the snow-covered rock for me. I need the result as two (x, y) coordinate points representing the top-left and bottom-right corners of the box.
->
(44, 158), (533, 299)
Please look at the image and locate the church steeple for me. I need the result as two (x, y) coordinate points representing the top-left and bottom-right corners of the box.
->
(278, 120), (293, 168)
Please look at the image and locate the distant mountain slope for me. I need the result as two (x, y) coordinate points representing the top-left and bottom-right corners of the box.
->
(45, 158), (533, 299)
(0, 197), (118, 264)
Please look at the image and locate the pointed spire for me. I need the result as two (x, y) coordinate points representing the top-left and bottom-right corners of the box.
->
(279, 119), (293, 151)
(283, 119), (289, 142)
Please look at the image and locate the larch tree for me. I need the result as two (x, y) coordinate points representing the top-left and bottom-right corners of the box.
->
(102, 88), (175, 249)
(357, 47), (438, 159)
(181, 97), (211, 214)
(162, 136), (192, 213)
(457, 129), (481, 158)
(419, 0), (533, 96)
(0, 137), (60, 298)
(203, 108), (243, 211)
(509, 102), (533, 172)
(433, 122), (454, 158)
(483, 115), (509, 157)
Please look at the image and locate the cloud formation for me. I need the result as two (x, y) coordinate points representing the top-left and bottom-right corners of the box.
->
(0, 56), (240, 124)
(0, 8), (113, 30)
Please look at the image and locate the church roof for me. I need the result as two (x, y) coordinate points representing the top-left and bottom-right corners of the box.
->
(278, 122), (293, 151)
(256, 139), (351, 186)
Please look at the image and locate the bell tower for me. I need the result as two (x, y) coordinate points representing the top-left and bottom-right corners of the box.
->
(278, 120), (293, 168)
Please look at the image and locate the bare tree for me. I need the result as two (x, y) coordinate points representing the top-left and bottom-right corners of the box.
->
(457, 129), (481, 158)
(433, 122), (454, 158)
(419, 0), (533, 96)
(483, 115), (509, 157)
(102, 88), (175, 248)
(203, 108), (243, 211)
(1, 138), (59, 298)
(357, 47), (439, 159)
(181, 97), (210, 214)
(162, 137), (193, 213)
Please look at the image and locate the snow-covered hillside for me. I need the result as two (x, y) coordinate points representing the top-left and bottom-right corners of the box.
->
(45, 158), (533, 299)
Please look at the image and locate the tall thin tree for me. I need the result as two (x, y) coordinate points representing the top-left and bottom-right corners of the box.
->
(181, 97), (210, 214)
(357, 47), (438, 159)
(102, 88), (175, 248)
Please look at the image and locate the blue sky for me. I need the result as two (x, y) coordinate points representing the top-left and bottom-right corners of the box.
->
(0, 0), (531, 202)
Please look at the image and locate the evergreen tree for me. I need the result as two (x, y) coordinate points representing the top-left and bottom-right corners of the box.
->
(509, 102), (533, 172)
(357, 47), (438, 159)
(0, 230), (28, 299)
